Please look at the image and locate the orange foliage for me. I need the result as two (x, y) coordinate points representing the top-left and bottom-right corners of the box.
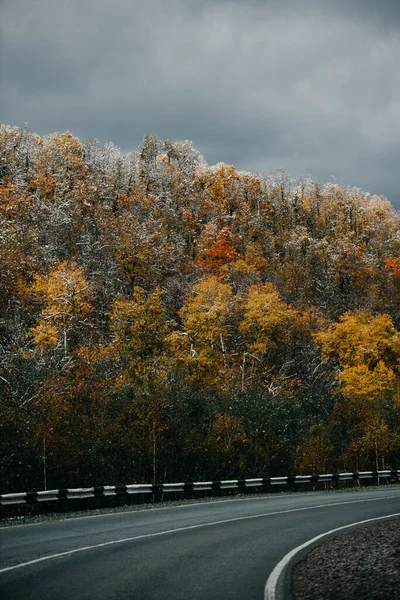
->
(385, 257), (400, 275)
(196, 227), (239, 274)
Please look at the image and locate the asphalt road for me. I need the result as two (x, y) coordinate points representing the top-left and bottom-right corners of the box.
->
(1, 486), (400, 600)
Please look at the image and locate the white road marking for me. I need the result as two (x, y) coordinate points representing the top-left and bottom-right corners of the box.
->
(0, 494), (398, 575)
(264, 511), (400, 600)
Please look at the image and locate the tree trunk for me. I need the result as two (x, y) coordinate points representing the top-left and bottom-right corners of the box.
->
(241, 352), (246, 392)
(375, 438), (380, 485)
(152, 421), (156, 485)
(161, 465), (167, 502)
(152, 420), (156, 503)
(63, 329), (68, 359)
(43, 433), (47, 490)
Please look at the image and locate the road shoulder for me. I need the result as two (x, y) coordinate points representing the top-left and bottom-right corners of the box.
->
(290, 516), (400, 599)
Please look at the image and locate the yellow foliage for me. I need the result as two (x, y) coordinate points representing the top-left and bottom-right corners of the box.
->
(169, 276), (238, 389)
(239, 283), (294, 358)
(339, 361), (396, 402)
(315, 311), (400, 369)
(30, 323), (59, 350)
(30, 261), (93, 353)
(168, 330), (220, 387)
(109, 287), (169, 357)
(179, 275), (235, 348)
(106, 287), (171, 389)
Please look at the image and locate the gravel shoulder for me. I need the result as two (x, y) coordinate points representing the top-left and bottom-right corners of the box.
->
(292, 516), (400, 600)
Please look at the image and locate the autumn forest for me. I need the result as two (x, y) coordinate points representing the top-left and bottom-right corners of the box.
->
(1, 125), (400, 494)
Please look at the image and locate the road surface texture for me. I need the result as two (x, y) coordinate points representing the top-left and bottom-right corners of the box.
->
(1, 486), (400, 599)
(291, 515), (400, 600)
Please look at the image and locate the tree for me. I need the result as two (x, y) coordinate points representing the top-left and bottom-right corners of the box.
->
(171, 275), (238, 390)
(196, 227), (239, 274)
(337, 361), (396, 470)
(106, 286), (170, 386)
(316, 311), (400, 470)
(30, 261), (94, 358)
(104, 287), (172, 483)
(205, 413), (249, 478)
(315, 311), (400, 370)
(240, 283), (295, 360)
(239, 283), (305, 391)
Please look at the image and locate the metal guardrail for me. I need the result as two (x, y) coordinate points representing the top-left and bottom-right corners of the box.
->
(1, 470), (398, 506)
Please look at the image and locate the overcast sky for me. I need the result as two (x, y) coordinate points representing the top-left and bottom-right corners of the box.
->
(1, 0), (399, 206)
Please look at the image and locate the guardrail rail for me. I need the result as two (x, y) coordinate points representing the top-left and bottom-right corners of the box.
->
(1, 470), (399, 506)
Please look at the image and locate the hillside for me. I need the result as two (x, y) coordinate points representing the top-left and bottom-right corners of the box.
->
(1, 125), (400, 493)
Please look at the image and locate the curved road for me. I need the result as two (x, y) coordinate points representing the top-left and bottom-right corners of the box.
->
(1, 487), (399, 599)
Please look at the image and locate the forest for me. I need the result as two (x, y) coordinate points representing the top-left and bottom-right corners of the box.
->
(1, 124), (400, 494)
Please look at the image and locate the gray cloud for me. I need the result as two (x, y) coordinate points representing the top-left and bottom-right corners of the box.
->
(1, 0), (399, 205)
